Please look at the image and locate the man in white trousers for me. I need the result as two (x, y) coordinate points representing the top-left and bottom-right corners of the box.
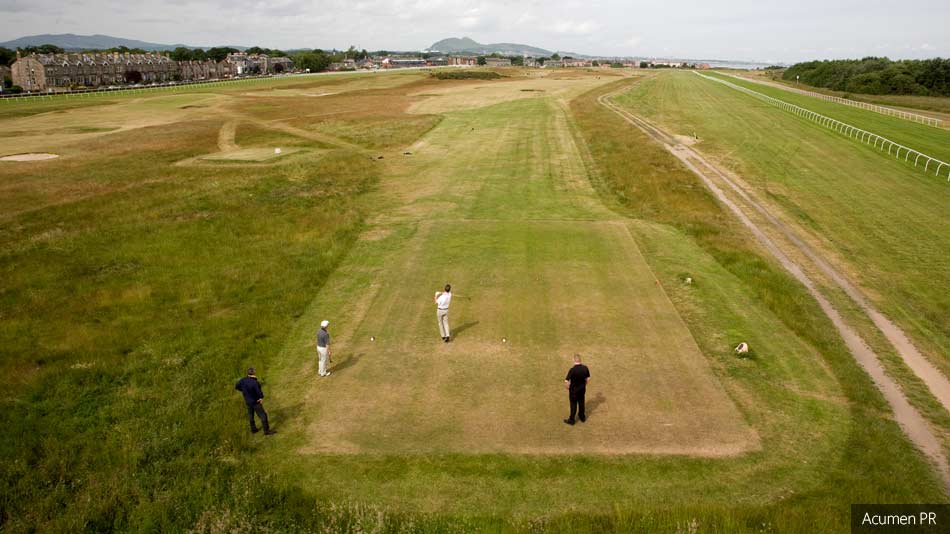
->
(316, 320), (331, 376)
(435, 284), (452, 343)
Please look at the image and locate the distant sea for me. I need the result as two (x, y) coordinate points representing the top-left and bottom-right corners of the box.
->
(703, 60), (784, 69)
(616, 57), (786, 69)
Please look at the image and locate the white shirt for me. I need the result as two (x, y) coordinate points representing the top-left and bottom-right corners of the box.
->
(436, 292), (452, 310)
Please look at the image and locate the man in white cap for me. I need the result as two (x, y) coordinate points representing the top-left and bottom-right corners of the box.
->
(316, 320), (331, 377)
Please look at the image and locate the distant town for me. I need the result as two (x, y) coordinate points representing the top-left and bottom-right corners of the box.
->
(0, 42), (712, 94)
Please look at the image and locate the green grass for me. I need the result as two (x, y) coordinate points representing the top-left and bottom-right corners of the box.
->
(705, 71), (950, 163)
(0, 98), (120, 120)
(246, 88), (944, 531)
(756, 71), (950, 115)
(1, 70), (946, 533)
(305, 114), (442, 150)
(0, 79), (385, 530)
(615, 72), (950, 378)
(568, 77), (946, 527)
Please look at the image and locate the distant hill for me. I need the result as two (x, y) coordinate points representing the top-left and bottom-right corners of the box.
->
(428, 37), (556, 57)
(0, 33), (245, 52)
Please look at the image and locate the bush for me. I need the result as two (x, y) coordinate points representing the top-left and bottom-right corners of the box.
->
(783, 57), (950, 96)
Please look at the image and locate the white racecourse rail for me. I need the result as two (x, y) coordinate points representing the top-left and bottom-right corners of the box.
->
(694, 72), (950, 182)
(725, 73), (943, 128)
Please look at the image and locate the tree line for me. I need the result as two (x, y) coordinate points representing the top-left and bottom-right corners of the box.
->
(783, 57), (950, 96)
(291, 46), (368, 73)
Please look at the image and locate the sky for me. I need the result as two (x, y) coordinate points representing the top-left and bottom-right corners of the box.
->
(0, 0), (948, 63)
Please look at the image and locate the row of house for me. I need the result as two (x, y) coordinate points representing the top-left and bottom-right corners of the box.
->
(323, 53), (674, 73)
(9, 51), (293, 92)
(326, 56), (456, 71)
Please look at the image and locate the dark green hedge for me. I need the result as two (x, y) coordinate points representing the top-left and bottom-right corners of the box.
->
(430, 70), (504, 80)
(783, 57), (950, 96)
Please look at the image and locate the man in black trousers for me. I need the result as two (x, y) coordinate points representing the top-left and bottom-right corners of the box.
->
(235, 367), (276, 435)
(564, 354), (590, 425)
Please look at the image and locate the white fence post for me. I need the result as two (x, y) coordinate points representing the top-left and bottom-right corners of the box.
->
(723, 72), (945, 128)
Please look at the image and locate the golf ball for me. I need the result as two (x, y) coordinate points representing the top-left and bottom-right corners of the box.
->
(502, 338), (507, 343)
(370, 336), (375, 342)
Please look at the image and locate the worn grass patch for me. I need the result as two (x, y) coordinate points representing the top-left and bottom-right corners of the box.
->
(199, 147), (305, 162)
(304, 114), (442, 150)
(298, 220), (756, 456)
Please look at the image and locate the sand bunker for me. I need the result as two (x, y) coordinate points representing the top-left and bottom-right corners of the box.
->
(0, 153), (59, 162)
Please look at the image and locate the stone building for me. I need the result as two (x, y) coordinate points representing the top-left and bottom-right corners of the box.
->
(484, 58), (511, 67)
(268, 56), (293, 73)
(12, 51), (180, 91)
(447, 56), (477, 66)
(178, 58), (230, 81)
(11, 50), (293, 92)
(222, 53), (293, 75)
(0, 65), (11, 82)
(562, 59), (593, 68)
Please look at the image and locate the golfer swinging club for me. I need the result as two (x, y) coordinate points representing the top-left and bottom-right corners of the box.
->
(435, 284), (452, 342)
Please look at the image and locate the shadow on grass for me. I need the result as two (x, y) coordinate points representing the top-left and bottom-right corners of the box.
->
(586, 392), (606, 418)
(452, 321), (479, 339)
(332, 352), (363, 374)
(269, 402), (305, 428)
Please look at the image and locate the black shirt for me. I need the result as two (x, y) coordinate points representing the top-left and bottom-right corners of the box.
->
(565, 364), (590, 393)
(235, 376), (264, 406)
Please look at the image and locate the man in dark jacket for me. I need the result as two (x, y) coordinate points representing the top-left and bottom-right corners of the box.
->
(235, 367), (275, 435)
(564, 354), (590, 425)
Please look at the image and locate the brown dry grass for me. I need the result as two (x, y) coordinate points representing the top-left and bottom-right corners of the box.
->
(407, 72), (627, 114)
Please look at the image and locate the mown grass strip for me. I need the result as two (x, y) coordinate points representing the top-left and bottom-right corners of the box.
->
(694, 72), (950, 181)
(725, 73), (942, 127)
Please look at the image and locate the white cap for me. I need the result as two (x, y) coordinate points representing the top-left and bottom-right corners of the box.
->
(320, 320), (329, 327)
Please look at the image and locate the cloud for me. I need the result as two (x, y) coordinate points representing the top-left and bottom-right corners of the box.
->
(0, 0), (948, 62)
(550, 19), (597, 35)
(0, 0), (41, 13)
(131, 17), (178, 24)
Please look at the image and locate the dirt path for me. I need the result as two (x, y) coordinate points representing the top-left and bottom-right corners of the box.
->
(599, 87), (950, 488)
(217, 120), (239, 151)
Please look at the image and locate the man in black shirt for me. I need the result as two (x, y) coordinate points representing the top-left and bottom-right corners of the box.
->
(235, 367), (275, 435)
(564, 354), (591, 425)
